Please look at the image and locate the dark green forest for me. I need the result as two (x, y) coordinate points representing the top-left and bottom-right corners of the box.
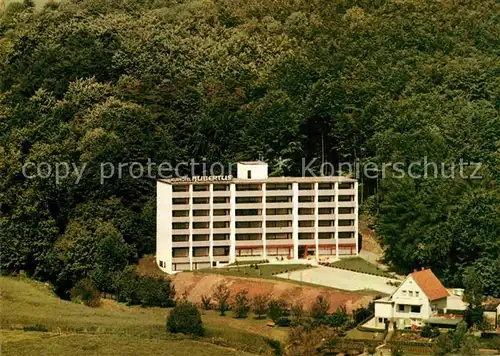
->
(0, 0), (499, 297)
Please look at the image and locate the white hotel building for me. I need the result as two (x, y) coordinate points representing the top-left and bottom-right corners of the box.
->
(156, 162), (359, 273)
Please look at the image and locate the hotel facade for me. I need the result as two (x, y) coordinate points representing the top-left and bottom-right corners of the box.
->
(156, 162), (359, 273)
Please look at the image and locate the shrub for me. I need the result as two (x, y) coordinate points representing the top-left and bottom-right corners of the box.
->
(71, 279), (101, 307)
(311, 295), (330, 320)
(213, 283), (230, 316)
(353, 306), (373, 324)
(201, 294), (212, 310)
(290, 302), (305, 321)
(167, 302), (204, 336)
(137, 276), (175, 307)
(421, 325), (440, 338)
(324, 307), (349, 328)
(23, 324), (48, 332)
(268, 298), (287, 322)
(232, 289), (250, 318)
(276, 317), (291, 327)
(252, 294), (269, 319)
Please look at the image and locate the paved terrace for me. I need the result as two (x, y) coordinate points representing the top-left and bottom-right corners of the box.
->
(276, 266), (400, 295)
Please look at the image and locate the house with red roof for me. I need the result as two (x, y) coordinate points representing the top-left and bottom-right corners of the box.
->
(374, 268), (466, 330)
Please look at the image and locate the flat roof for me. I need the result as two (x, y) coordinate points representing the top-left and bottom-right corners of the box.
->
(158, 176), (357, 185)
(425, 317), (462, 326)
(238, 161), (268, 165)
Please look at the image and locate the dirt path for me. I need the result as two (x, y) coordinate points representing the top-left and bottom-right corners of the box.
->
(171, 272), (374, 313)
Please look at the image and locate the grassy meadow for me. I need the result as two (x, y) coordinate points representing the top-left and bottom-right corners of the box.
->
(0, 276), (284, 355)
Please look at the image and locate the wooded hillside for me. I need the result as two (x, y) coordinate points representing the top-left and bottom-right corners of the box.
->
(0, 0), (498, 297)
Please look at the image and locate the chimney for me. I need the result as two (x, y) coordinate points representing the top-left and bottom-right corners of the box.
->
(421, 267), (425, 271)
(413, 269), (417, 273)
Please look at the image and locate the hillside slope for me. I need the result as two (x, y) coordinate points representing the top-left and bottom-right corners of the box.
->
(0, 276), (278, 355)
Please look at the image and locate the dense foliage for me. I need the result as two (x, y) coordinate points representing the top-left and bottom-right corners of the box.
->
(0, 0), (499, 296)
(167, 301), (204, 336)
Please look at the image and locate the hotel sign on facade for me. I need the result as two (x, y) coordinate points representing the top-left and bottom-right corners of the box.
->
(168, 175), (233, 183)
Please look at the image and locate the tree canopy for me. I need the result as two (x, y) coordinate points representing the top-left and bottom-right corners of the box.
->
(0, 0), (498, 296)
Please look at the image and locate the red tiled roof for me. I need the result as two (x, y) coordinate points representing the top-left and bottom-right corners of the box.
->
(411, 269), (449, 301)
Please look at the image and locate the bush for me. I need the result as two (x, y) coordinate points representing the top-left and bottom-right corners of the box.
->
(252, 294), (269, 319)
(421, 325), (440, 338)
(201, 294), (212, 310)
(276, 317), (291, 327)
(167, 302), (204, 336)
(268, 298), (287, 322)
(311, 295), (330, 320)
(114, 270), (175, 307)
(71, 279), (101, 307)
(233, 289), (250, 318)
(291, 302), (305, 321)
(137, 276), (176, 307)
(213, 283), (230, 316)
(324, 307), (349, 328)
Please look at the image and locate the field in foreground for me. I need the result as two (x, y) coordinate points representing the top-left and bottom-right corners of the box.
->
(0, 276), (282, 355)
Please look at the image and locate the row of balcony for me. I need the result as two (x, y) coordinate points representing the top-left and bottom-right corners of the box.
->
(172, 189), (356, 198)
(171, 201), (356, 211)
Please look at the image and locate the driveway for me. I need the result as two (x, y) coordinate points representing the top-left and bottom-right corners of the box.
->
(275, 266), (399, 295)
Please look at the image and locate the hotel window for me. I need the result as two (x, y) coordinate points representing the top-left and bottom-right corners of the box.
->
(213, 209), (229, 216)
(159, 261), (164, 267)
(236, 221), (262, 228)
(172, 222), (188, 230)
(173, 198), (189, 205)
(172, 248), (188, 257)
(172, 210), (189, 217)
(266, 196), (291, 203)
(298, 208), (314, 215)
(266, 183), (291, 190)
(298, 196), (314, 203)
(193, 185), (209, 191)
(266, 233), (291, 240)
(338, 219), (354, 226)
(236, 196), (262, 203)
(193, 234), (209, 241)
(267, 220), (291, 228)
(213, 221), (229, 228)
(338, 232), (354, 238)
(213, 247), (230, 256)
(298, 232), (314, 240)
(410, 306), (421, 313)
(338, 182), (354, 189)
(236, 209), (261, 216)
(318, 232), (334, 239)
(398, 304), (405, 312)
(193, 197), (209, 204)
(193, 247), (209, 257)
(193, 221), (209, 229)
(409, 291), (414, 297)
(173, 185), (189, 192)
(213, 196), (229, 204)
(318, 195), (334, 202)
(318, 208), (334, 215)
(213, 184), (229, 191)
(298, 220), (314, 227)
(415, 291), (419, 297)
(247, 170), (251, 179)
(318, 183), (334, 190)
(193, 210), (209, 216)
(402, 290), (407, 296)
(266, 208), (291, 215)
(338, 207), (354, 214)
(299, 183), (313, 190)
(235, 233), (262, 241)
(213, 234), (230, 240)
(236, 184), (261, 191)
(318, 220), (334, 227)
(338, 195), (354, 201)
(172, 235), (189, 242)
